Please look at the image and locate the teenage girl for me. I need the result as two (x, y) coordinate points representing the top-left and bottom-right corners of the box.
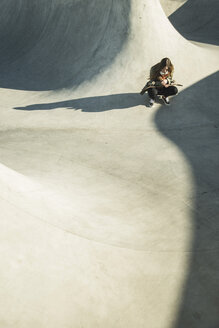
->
(147, 57), (178, 106)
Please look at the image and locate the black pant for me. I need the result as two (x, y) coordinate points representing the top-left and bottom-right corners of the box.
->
(148, 86), (178, 100)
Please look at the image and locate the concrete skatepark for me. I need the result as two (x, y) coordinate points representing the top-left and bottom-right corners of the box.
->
(0, 0), (219, 327)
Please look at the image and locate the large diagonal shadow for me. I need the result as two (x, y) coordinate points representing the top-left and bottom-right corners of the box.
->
(14, 93), (147, 112)
(155, 71), (219, 327)
(0, 0), (131, 91)
(168, 0), (219, 45)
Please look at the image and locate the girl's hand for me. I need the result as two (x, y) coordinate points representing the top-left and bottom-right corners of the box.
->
(161, 79), (169, 87)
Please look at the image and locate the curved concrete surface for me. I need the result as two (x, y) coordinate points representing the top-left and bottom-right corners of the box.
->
(161, 0), (219, 45)
(160, 0), (187, 16)
(0, 0), (130, 90)
(0, 0), (219, 327)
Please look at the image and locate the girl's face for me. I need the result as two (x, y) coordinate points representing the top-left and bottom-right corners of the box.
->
(161, 65), (168, 73)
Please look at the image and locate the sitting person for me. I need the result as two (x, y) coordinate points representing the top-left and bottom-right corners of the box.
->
(141, 57), (178, 107)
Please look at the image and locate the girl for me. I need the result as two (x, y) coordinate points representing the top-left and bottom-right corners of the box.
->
(147, 58), (178, 106)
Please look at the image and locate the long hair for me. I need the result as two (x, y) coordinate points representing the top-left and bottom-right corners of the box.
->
(150, 58), (174, 80)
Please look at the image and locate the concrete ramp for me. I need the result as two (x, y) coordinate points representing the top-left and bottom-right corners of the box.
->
(0, 0), (130, 90)
(161, 0), (219, 45)
(0, 1), (219, 327)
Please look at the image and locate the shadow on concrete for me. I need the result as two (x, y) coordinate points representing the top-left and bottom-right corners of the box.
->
(13, 72), (219, 326)
(168, 0), (219, 45)
(0, 0), (130, 91)
(155, 71), (219, 327)
(14, 93), (148, 112)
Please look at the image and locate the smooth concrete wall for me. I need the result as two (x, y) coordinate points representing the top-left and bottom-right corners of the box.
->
(0, 0), (130, 90)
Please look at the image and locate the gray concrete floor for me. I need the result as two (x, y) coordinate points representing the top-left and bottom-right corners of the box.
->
(0, 1), (219, 327)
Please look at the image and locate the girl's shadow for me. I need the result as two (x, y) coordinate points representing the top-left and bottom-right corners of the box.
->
(14, 93), (150, 112)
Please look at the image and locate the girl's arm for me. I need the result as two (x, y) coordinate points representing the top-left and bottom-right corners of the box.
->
(158, 76), (169, 88)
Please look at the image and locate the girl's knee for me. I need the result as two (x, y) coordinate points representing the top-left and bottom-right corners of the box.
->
(172, 86), (178, 95)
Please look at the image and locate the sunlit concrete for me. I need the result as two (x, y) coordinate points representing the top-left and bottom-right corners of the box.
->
(160, 0), (187, 16)
(0, 1), (219, 327)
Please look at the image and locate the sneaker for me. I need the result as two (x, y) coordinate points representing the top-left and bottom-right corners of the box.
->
(162, 96), (170, 105)
(149, 98), (155, 107)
